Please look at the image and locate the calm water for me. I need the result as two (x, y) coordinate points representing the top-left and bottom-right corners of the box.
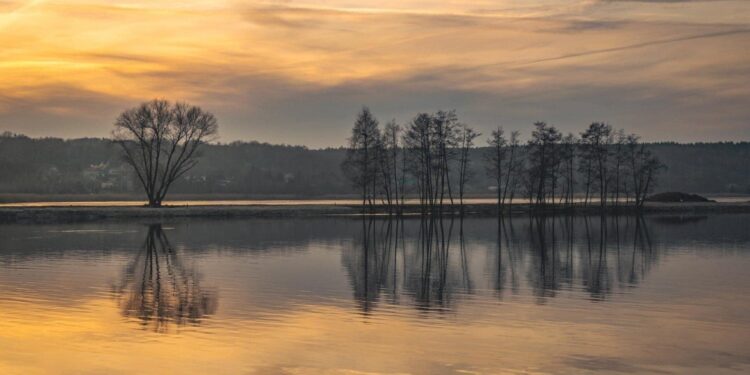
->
(1, 215), (749, 374)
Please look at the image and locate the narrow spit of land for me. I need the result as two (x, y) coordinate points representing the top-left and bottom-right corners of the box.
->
(1, 199), (749, 223)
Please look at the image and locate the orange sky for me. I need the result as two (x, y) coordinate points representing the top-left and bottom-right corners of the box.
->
(1, 0), (749, 147)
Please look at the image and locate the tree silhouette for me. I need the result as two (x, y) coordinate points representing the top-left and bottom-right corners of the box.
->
(527, 122), (563, 206)
(457, 124), (480, 213)
(580, 122), (614, 208)
(625, 135), (666, 208)
(486, 127), (508, 209)
(113, 99), (218, 207)
(342, 107), (381, 210)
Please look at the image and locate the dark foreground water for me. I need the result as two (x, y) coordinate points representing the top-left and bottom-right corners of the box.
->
(0, 215), (749, 374)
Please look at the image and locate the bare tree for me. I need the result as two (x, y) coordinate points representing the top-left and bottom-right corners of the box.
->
(624, 135), (665, 208)
(374, 136), (392, 207)
(580, 122), (613, 209)
(527, 122), (562, 206)
(559, 133), (577, 206)
(610, 129), (627, 206)
(486, 127), (508, 209)
(504, 131), (523, 205)
(382, 120), (402, 212)
(457, 124), (480, 212)
(403, 113), (434, 209)
(113, 99), (218, 207)
(342, 107), (381, 209)
(578, 143), (594, 206)
(402, 111), (460, 211)
(433, 110), (460, 208)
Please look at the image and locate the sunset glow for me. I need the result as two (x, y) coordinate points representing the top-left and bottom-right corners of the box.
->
(1, 0), (749, 146)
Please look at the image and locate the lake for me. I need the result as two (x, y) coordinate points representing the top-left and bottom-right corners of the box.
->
(1, 214), (749, 374)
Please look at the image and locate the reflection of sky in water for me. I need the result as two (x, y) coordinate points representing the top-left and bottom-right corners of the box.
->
(0, 215), (749, 374)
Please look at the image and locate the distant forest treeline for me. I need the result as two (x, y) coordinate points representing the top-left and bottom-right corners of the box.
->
(0, 132), (748, 197)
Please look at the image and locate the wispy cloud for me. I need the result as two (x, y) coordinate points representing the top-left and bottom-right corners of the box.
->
(0, 0), (748, 146)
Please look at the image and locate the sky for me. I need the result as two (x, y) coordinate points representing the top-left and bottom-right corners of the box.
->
(0, 0), (749, 148)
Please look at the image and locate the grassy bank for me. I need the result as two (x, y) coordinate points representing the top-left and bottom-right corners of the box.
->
(2, 201), (750, 224)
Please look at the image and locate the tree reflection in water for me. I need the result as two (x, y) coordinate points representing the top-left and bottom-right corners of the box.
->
(342, 218), (401, 313)
(112, 224), (218, 332)
(408, 216), (457, 310)
(496, 215), (656, 302)
(343, 214), (658, 313)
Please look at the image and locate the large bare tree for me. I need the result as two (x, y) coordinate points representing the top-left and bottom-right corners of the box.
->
(113, 99), (218, 207)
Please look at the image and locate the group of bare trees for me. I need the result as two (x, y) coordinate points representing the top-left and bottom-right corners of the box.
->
(110, 100), (663, 212)
(342, 108), (478, 213)
(486, 127), (522, 208)
(574, 123), (665, 208)
(342, 107), (665, 213)
(402, 110), (462, 212)
(341, 108), (405, 210)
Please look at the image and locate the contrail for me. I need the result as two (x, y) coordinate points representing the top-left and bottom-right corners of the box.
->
(475, 28), (750, 70)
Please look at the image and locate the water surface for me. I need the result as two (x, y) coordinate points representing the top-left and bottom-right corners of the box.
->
(1, 215), (749, 374)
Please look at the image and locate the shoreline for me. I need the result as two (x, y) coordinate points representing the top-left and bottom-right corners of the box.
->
(2, 192), (748, 204)
(2, 202), (749, 223)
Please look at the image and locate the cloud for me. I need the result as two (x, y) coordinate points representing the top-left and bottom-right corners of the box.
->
(0, 0), (748, 146)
